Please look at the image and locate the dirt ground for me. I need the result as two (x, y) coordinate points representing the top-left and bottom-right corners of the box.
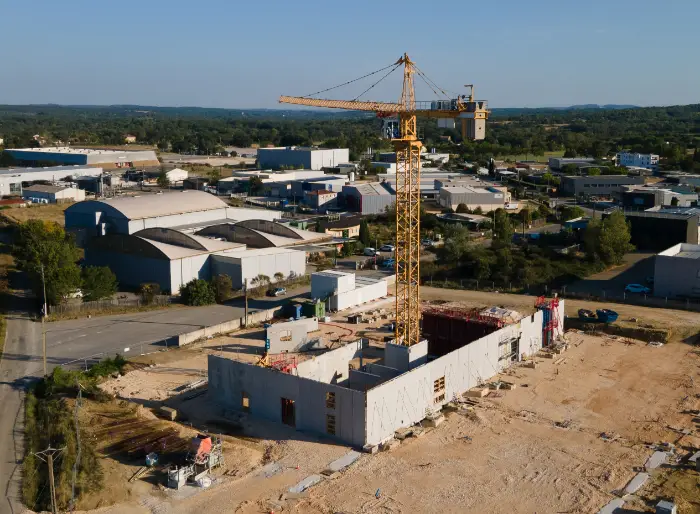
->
(75, 290), (699, 513)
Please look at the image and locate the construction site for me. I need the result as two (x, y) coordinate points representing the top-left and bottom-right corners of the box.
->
(19, 54), (700, 513)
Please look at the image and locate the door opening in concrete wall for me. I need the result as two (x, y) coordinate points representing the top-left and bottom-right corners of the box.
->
(281, 397), (295, 427)
(326, 391), (336, 409)
(510, 339), (519, 362)
(326, 414), (336, 435)
(242, 391), (250, 412)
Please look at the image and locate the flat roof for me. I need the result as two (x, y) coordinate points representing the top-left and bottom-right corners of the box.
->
(0, 165), (101, 176)
(676, 251), (700, 259)
(346, 182), (393, 196)
(6, 147), (146, 155)
(23, 184), (73, 193)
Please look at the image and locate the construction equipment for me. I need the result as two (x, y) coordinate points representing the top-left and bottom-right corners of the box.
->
(280, 54), (489, 347)
(535, 296), (561, 347)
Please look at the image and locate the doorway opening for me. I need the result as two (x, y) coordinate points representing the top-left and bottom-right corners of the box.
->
(281, 397), (295, 427)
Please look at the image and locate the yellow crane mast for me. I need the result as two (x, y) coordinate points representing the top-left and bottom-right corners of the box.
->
(280, 54), (489, 347)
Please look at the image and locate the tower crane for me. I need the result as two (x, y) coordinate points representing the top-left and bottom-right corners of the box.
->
(280, 54), (489, 347)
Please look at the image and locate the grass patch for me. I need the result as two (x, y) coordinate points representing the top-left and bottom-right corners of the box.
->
(1, 203), (74, 226)
(23, 356), (128, 511)
(46, 301), (181, 322)
(500, 150), (565, 163)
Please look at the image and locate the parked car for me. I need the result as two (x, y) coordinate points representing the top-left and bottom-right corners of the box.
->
(267, 287), (287, 297)
(624, 284), (651, 294)
(421, 238), (434, 247)
(379, 244), (395, 252)
(382, 258), (396, 268)
(363, 247), (378, 256)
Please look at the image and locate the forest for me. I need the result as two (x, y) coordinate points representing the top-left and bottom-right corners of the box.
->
(0, 103), (699, 169)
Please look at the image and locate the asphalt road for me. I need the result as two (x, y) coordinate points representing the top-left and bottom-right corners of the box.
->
(0, 317), (40, 514)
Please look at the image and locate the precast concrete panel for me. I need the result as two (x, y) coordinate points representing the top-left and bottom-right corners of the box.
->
(295, 341), (362, 384)
(208, 356), (366, 447)
(170, 254), (211, 293)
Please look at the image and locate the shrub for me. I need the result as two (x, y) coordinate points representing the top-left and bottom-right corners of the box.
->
(181, 278), (216, 306)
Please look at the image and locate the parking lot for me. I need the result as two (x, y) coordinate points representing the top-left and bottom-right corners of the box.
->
(564, 252), (656, 299)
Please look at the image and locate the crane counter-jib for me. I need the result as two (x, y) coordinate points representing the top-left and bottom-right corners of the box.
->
(278, 95), (475, 117)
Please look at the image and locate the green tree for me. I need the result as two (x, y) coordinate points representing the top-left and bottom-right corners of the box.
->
(157, 170), (170, 188)
(670, 196), (680, 207)
(560, 205), (585, 221)
(248, 175), (264, 194)
(563, 148), (577, 158)
(560, 163), (579, 175)
(273, 272), (285, 282)
(519, 208), (532, 227)
(81, 266), (117, 301)
(340, 241), (358, 257)
(584, 211), (633, 265)
(586, 167), (601, 176)
(12, 220), (82, 304)
(359, 219), (371, 246)
(181, 278), (216, 306)
(493, 208), (514, 245)
(456, 203), (470, 214)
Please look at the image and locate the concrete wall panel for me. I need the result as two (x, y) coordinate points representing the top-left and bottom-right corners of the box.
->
(266, 317), (319, 353)
(209, 355), (365, 447)
(295, 341), (362, 384)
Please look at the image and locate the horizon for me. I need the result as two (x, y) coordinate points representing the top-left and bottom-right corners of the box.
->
(1, 0), (699, 108)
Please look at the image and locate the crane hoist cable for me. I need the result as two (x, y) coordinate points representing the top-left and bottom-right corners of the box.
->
(352, 63), (402, 102)
(413, 63), (453, 99)
(301, 62), (399, 98)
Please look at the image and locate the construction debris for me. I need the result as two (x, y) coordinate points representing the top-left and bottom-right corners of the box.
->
(288, 474), (323, 494)
(623, 472), (649, 494)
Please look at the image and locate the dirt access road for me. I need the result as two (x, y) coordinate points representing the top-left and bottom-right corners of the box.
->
(421, 287), (700, 341)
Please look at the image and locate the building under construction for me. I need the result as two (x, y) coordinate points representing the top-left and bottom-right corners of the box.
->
(208, 300), (565, 448)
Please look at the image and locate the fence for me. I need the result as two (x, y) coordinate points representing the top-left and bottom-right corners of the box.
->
(49, 295), (172, 316)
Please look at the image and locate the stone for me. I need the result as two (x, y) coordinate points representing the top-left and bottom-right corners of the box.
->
(362, 444), (379, 454)
(623, 472), (649, 494)
(288, 474), (323, 494)
(380, 439), (400, 451)
(466, 388), (488, 398)
(425, 414), (445, 428)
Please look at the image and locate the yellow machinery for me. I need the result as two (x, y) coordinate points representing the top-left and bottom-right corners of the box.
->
(280, 54), (489, 347)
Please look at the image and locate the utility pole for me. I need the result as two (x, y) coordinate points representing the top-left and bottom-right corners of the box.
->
(244, 279), (249, 328)
(40, 264), (47, 376)
(33, 446), (64, 514)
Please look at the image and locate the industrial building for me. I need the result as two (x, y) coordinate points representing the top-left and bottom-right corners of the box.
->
(3, 147), (159, 169)
(216, 169), (337, 196)
(616, 152), (659, 172)
(548, 157), (596, 170)
(0, 165), (103, 197)
(342, 182), (395, 215)
(208, 300), (565, 447)
(621, 185), (698, 209)
(438, 182), (511, 211)
(257, 147), (349, 171)
(291, 175), (348, 197)
(618, 209), (700, 251)
(654, 243), (700, 298)
(304, 190), (338, 210)
(311, 270), (388, 311)
(22, 185), (85, 203)
(64, 191), (321, 293)
(559, 175), (645, 197)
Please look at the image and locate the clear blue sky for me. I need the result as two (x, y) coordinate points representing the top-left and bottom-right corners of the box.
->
(2, 0), (698, 108)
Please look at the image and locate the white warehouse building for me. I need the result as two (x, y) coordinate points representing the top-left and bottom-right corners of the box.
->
(257, 147), (349, 171)
(64, 191), (313, 293)
(0, 165), (104, 197)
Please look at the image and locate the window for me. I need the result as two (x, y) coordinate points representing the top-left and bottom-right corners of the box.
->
(242, 391), (250, 412)
(279, 330), (292, 341)
(434, 393), (446, 404)
(326, 391), (336, 409)
(434, 376), (445, 394)
(326, 414), (336, 435)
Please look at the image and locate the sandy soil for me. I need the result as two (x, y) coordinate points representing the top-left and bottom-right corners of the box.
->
(82, 289), (700, 514)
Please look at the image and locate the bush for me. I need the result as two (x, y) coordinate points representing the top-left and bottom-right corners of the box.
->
(211, 274), (232, 304)
(456, 203), (470, 213)
(181, 278), (216, 306)
(138, 282), (161, 304)
(81, 266), (118, 301)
